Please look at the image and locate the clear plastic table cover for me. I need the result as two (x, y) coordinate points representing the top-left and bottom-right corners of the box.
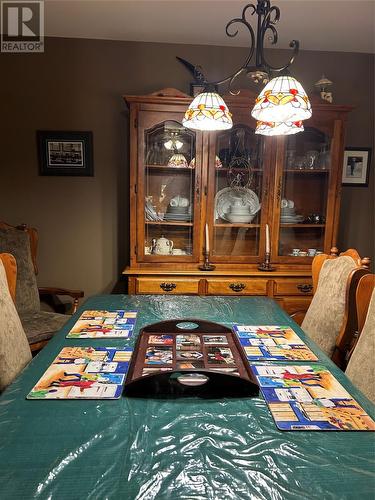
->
(0, 296), (374, 500)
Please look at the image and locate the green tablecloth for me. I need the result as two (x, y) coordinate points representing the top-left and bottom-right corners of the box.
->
(0, 295), (374, 499)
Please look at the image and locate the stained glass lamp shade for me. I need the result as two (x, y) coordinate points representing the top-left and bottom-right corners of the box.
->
(183, 92), (233, 131)
(255, 120), (304, 136)
(251, 76), (312, 123)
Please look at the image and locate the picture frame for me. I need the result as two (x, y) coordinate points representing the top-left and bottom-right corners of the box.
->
(37, 131), (93, 176)
(342, 147), (371, 186)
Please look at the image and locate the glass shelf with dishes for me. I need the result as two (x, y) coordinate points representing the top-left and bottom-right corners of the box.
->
(142, 119), (199, 259)
(277, 126), (332, 258)
(284, 127), (331, 172)
(209, 124), (266, 259)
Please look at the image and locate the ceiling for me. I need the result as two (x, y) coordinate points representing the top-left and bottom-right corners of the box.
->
(45, 0), (375, 54)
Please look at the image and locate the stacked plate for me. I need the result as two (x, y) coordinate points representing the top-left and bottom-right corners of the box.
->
(214, 187), (261, 222)
(164, 205), (192, 222)
(145, 200), (163, 221)
(280, 207), (304, 224)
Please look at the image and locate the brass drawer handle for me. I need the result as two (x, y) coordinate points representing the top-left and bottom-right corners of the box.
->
(229, 282), (246, 292)
(160, 282), (176, 292)
(297, 284), (313, 293)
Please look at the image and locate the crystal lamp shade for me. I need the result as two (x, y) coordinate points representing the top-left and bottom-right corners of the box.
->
(183, 92), (233, 131)
(255, 120), (304, 136)
(251, 76), (312, 123)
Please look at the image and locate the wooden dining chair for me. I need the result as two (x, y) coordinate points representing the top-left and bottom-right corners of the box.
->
(300, 247), (370, 367)
(345, 274), (375, 403)
(0, 253), (32, 392)
(0, 222), (84, 352)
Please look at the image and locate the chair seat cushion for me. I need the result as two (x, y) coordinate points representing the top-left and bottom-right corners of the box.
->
(19, 310), (69, 344)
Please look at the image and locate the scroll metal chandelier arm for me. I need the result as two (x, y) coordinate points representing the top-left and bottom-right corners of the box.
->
(258, 4), (299, 74)
(198, 0), (300, 92)
(209, 3), (256, 91)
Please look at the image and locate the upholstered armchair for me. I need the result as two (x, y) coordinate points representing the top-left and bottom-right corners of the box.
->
(0, 253), (32, 391)
(345, 274), (375, 403)
(0, 222), (84, 351)
(300, 247), (370, 367)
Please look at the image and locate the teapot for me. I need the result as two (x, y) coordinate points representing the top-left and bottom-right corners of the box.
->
(151, 236), (174, 255)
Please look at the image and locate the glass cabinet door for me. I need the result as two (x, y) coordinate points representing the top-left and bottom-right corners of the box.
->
(138, 115), (202, 261)
(275, 126), (333, 260)
(208, 122), (268, 262)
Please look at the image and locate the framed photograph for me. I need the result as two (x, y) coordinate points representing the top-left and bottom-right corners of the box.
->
(342, 147), (371, 186)
(37, 131), (93, 176)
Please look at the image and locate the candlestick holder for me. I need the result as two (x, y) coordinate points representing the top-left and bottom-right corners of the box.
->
(199, 251), (216, 271)
(258, 252), (276, 272)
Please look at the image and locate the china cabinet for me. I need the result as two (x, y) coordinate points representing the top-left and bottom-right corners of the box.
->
(123, 88), (352, 318)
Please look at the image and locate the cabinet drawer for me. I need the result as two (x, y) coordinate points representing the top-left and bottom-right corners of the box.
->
(206, 279), (268, 295)
(136, 278), (200, 294)
(275, 279), (313, 296)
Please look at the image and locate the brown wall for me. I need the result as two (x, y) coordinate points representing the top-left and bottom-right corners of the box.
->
(0, 38), (373, 297)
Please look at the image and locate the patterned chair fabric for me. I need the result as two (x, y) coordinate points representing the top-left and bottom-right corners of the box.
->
(0, 228), (39, 313)
(0, 227), (69, 345)
(345, 289), (375, 404)
(0, 259), (32, 392)
(301, 255), (357, 356)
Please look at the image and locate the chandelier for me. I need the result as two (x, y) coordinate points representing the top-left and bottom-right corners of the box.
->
(181, 0), (312, 135)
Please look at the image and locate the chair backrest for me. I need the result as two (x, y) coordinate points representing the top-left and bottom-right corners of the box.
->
(345, 275), (375, 403)
(355, 274), (375, 333)
(0, 222), (38, 274)
(0, 222), (40, 313)
(0, 255), (32, 392)
(301, 248), (370, 364)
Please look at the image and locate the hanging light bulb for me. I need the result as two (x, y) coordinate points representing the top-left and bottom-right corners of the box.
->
(182, 92), (233, 131)
(164, 138), (183, 150)
(251, 76), (312, 123)
(255, 120), (304, 136)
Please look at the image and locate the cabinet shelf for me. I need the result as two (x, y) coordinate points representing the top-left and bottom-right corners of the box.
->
(280, 224), (325, 228)
(145, 164), (194, 171)
(214, 223), (260, 228)
(215, 168), (263, 173)
(283, 169), (329, 174)
(145, 221), (193, 226)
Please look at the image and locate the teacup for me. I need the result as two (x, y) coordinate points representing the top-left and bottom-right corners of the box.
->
(292, 248), (300, 256)
(308, 248), (316, 256)
(299, 251), (308, 257)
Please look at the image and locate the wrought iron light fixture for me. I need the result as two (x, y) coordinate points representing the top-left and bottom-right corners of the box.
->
(181, 0), (312, 135)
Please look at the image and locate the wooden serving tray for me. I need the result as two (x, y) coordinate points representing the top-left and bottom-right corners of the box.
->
(124, 319), (259, 398)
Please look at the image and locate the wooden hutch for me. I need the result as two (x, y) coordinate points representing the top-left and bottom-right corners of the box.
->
(123, 88), (352, 317)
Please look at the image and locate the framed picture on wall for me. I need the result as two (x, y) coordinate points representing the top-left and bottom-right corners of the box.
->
(342, 147), (371, 186)
(37, 131), (94, 176)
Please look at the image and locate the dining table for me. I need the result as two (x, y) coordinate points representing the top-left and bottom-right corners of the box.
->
(0, 295), (374, 500)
